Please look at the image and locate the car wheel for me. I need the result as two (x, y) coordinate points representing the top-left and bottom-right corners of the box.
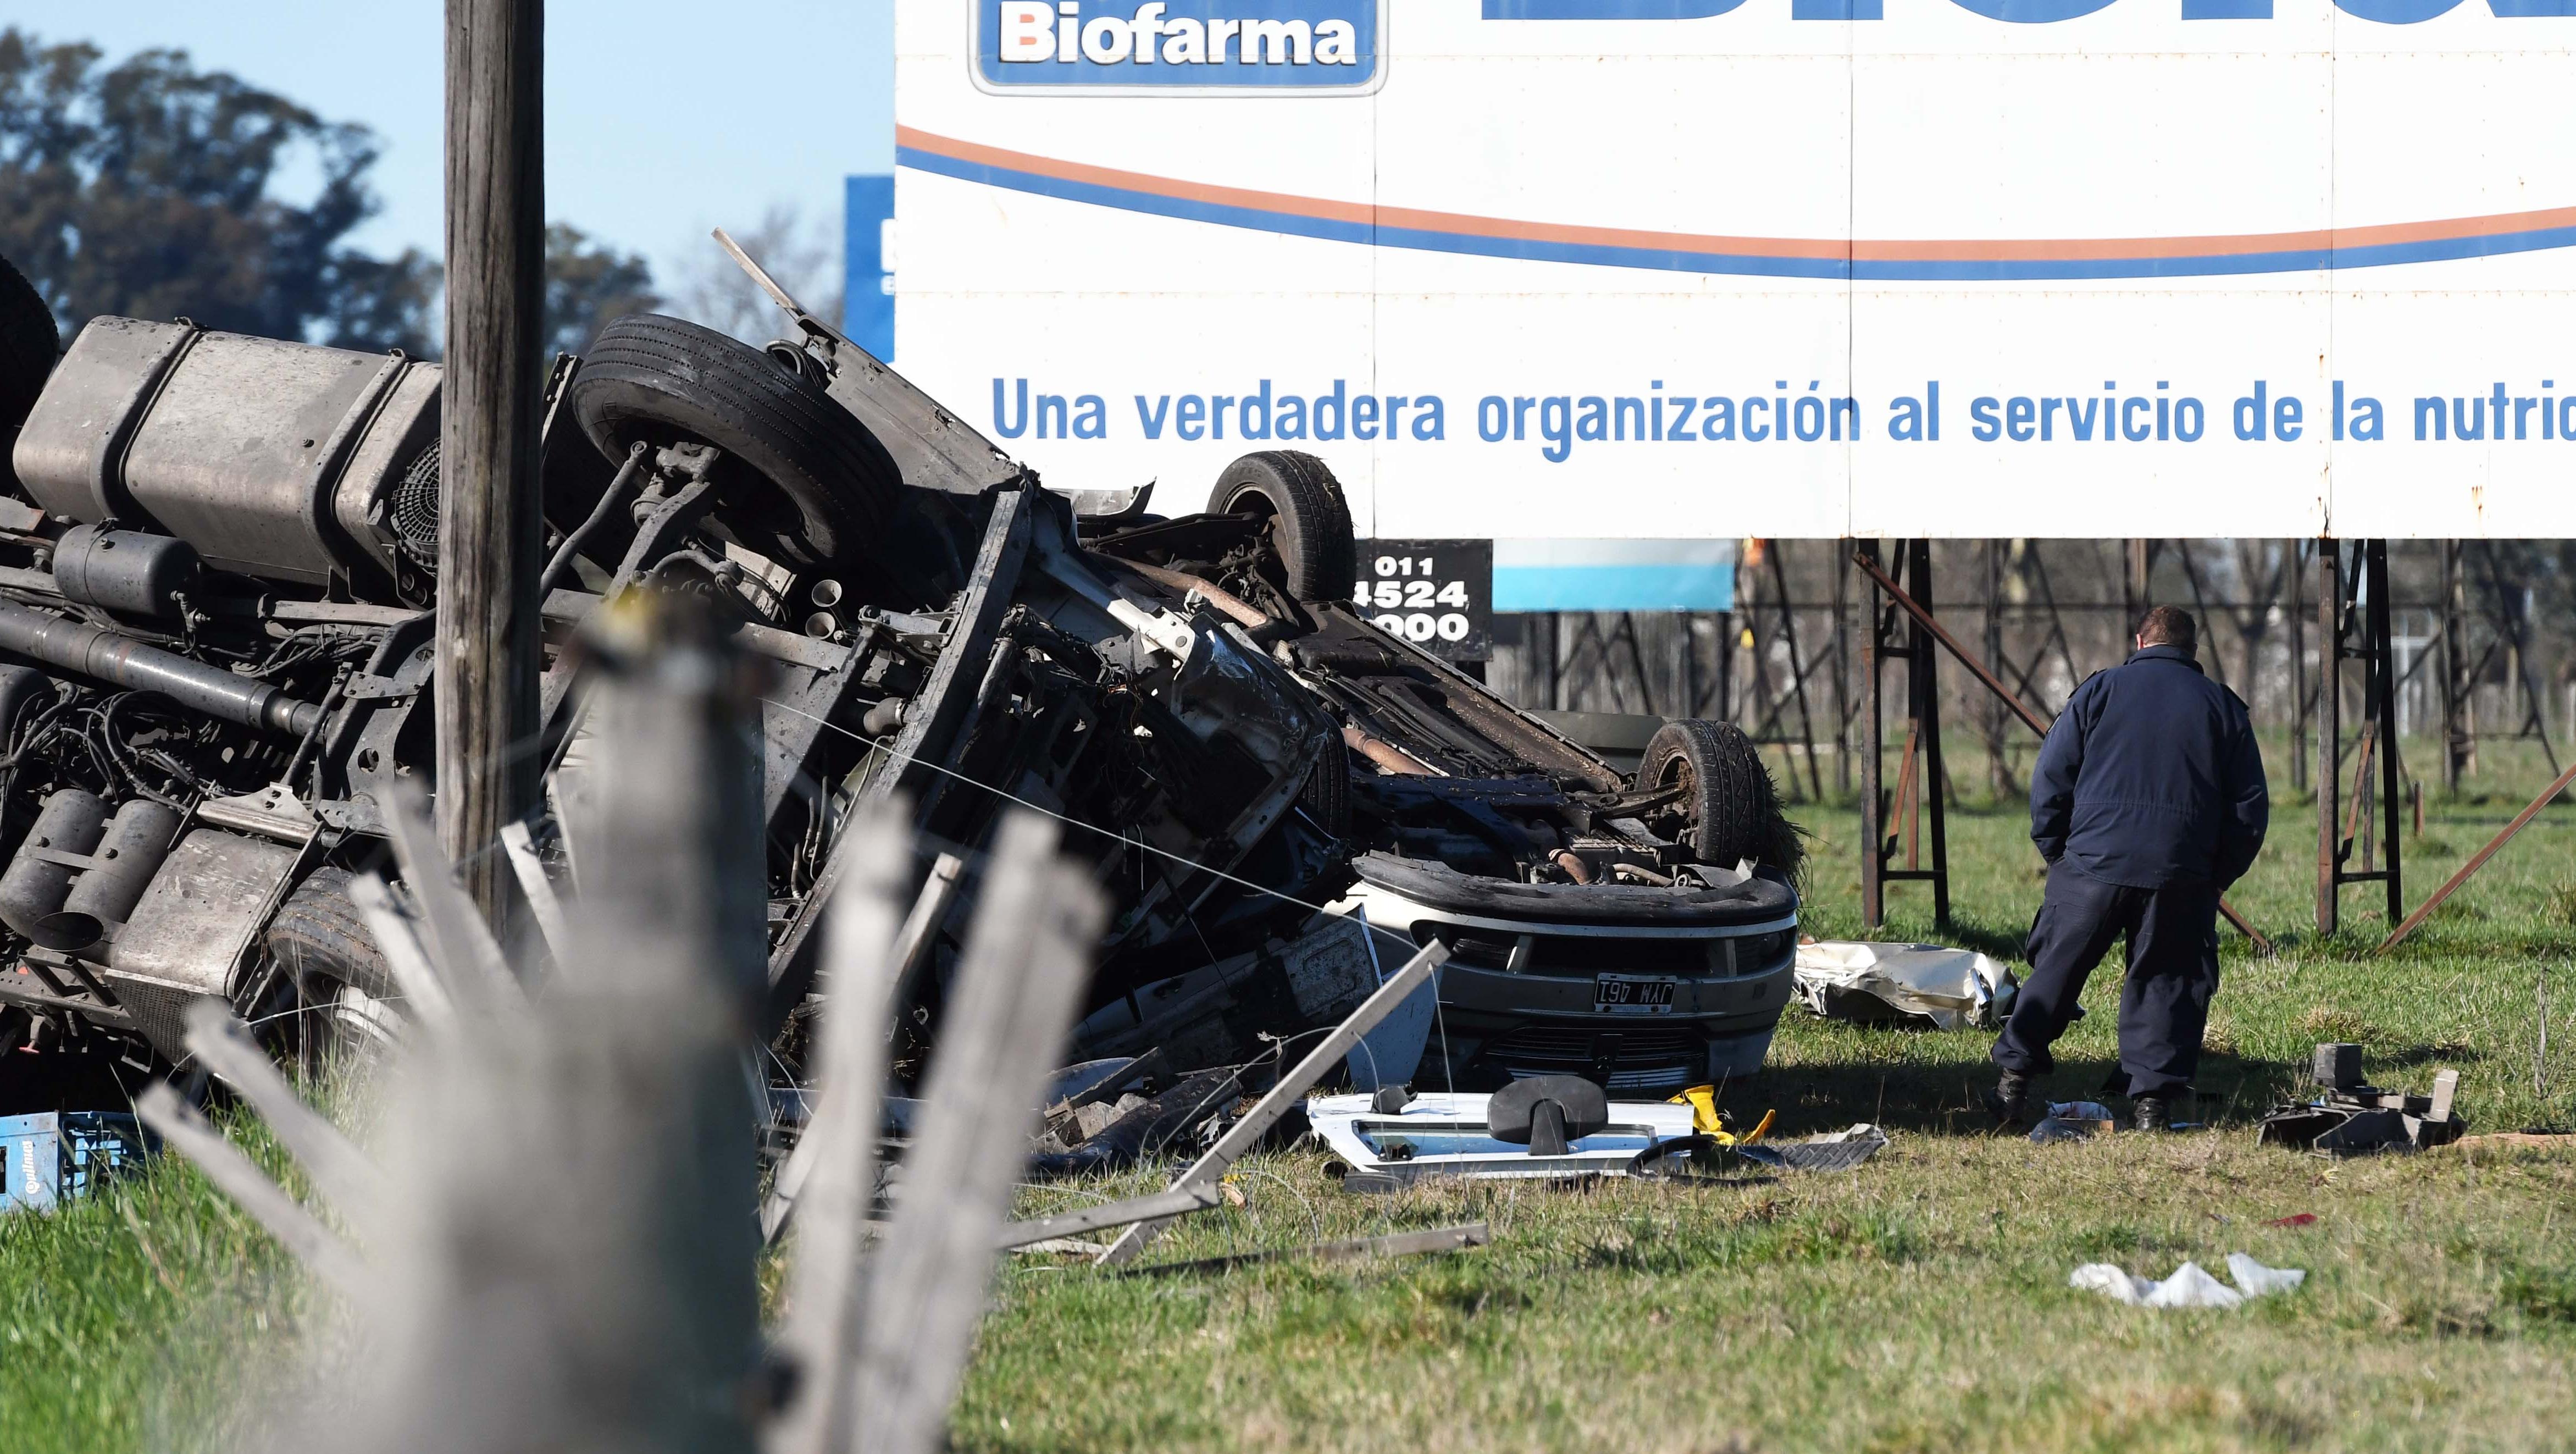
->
(1211, 450), (1357, 603)
(1639, 718), (1803, 880)
(568, 314), (901, 569)
(0, 255), (60, 486)
(1299, 725), (1352, 839)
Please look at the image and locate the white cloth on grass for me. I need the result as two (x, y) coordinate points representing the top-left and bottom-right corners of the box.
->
(2069, 1254), (2304, 1309)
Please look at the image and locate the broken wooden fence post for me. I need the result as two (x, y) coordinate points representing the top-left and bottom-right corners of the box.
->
(149, 588), (1135, 1454)
(765, 806), (915, 1454)
(134, 1084), (371, 1299)
(763, 850), (965, 1247)
(846, 814), (1107, 1454)
(179, 1000), (387, 1229)
(358, 594), (772, 1454)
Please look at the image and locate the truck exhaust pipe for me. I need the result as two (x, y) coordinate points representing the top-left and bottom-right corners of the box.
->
(0, 600), (323, 737)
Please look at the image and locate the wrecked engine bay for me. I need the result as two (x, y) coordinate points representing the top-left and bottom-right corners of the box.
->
(0, 259), (1346, 1097)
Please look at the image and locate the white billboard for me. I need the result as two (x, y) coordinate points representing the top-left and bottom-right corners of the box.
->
(891, 0), (2576, 540)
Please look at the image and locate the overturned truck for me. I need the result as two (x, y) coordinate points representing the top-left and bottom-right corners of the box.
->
(0, 250), (1798, 1103)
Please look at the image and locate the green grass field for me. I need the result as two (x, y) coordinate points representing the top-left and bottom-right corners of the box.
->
(5, 739), (2572, 1452)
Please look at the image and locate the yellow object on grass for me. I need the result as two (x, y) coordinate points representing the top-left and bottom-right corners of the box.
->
(1669, 1086), (1776, 1146)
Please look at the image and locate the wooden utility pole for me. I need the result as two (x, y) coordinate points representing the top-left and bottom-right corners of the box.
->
(439, 0), (547, 923)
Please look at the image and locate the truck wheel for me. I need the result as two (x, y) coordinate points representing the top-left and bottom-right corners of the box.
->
(1212, 451), (1356, 603)
(0, 255), (60, 482)
(1639, 718), (1803, 880)
(267, 868), (402, 1071)
(568, 314), (900, 569)
(268, 868), (398, 1005)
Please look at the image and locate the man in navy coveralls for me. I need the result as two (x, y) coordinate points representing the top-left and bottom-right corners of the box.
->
(1985, 606), (2269, 1132)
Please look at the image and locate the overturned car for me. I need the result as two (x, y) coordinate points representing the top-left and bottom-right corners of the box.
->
(1078, 460), (1804, 1093)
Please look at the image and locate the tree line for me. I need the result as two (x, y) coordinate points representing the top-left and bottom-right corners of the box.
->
(0, 27), (657, 361)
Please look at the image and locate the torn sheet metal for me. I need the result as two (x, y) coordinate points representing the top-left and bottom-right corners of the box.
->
(1792, 941), (2018, 1030)
(1310, 1091), (1697, 1186)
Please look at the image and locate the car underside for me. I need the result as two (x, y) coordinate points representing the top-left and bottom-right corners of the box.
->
(1081, 457), (1808, 1093)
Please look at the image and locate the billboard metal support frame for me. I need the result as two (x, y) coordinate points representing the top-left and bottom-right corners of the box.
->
(2318, 538), (2405, 937)
(1853, 546), (2275, 954)
(1858, 539), (1951, 932)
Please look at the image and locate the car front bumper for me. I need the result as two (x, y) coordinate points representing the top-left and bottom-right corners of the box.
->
(1333, 856), (1797, 1094)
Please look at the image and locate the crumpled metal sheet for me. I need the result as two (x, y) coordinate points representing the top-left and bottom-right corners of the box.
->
(1792, 941), (2019, 1031)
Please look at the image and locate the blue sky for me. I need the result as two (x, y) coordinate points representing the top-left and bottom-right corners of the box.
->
(7, 1), (894, 290)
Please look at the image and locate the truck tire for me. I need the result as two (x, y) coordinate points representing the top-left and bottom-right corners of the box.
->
(1212, 451), (1356, 603)
(1639, 718), (1803, 880)
(267, 868), (397, 1004)
(0, 255), (60, 483)
(267, 867), (405, 1069)
(568, 314), (900, 568)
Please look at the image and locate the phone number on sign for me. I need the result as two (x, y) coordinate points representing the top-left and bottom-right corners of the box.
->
(1357, 554), (1472, 644)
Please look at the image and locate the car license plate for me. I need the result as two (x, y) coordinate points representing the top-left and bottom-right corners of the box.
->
(1593, 974), (1678, 1015)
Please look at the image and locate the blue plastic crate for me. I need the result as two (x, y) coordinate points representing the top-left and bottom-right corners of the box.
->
(1, 1112), (151, 1214)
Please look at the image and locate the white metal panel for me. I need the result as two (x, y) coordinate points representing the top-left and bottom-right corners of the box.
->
(894, 0), (2576, 540)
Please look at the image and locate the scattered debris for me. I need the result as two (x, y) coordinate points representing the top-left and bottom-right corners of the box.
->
(2226, 1253), (2309, 1297)
(0, 1110), (149, 1214)
(1065, 916), (1385, 1072)
(1793, 940), (2018, 1030)
(2030, 1101), (2120, 1145)
(1738, 1123), (1891, 1173)
(1027, 1067), (1243, 1177)
(1669, 1083), (1772, 1144)
(995, 1184), (1223, 1251)
(1094, 939), (1452, 1265)
(2070, 1254), (2305, 1309)
(1311, 1088), (1698, 1186)
(2257, 1042), (2466, 1156)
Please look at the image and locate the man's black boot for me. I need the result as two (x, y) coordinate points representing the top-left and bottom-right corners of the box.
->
(1985, 1069), (2034, 1126)
(2132, 1095), (2174, 1133)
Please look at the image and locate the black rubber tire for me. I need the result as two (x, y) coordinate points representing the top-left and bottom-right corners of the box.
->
(1299, 725), (1352, 839)
(1639, 718), (1804, 880)
(1212, 451), (1356, 603)
(0, 255), (60, 487)
(567, 314), (900, 568)
(267, 868), (398, 1004)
